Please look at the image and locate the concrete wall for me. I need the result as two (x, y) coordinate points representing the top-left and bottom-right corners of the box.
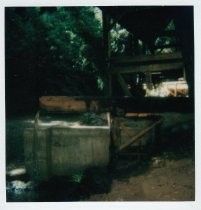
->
(24, 126), (110, 181)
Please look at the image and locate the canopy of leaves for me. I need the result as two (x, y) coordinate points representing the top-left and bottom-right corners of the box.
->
(5, 7), (176, 115)
(5, 7), (103, 114)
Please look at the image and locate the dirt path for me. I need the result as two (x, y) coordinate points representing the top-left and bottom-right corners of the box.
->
(86, 158), (194, 201)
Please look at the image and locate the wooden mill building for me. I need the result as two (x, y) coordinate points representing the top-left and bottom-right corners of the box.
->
(100, 6), (194, 108)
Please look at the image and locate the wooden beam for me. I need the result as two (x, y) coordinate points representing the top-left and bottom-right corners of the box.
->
(111, 61), (184, 74)
(39, 96), (99, 113)
(145, 72), (153, 89)
(117, 74), (132, 96)
(153, 44), (177, 50)
(39, 96), (194, 113)
(111, 52), (182, 65)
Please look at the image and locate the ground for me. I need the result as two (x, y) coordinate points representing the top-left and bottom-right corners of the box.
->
(85, 157), (194, 201)
(6, 112), (194, 201)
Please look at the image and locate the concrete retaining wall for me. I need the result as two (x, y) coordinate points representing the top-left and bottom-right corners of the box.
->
(24, 124), (110, 181)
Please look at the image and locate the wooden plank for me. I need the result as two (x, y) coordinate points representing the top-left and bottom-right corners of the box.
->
(125, 113), (155, 117)
(39, 96), (99, 112)
(111, 117), (121, 148)
(117, 117), (163, 152)
(111, 61), (184, 74)
(111, 52), (182, 65)
(39, 96), (194, 113)
(153, 44), (177, 50)
(117, 74), (133, 96)
(40, 96), (86, 112)
(120, 123), (136, 138)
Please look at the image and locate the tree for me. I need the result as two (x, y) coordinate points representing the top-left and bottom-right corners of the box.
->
(5, 7), (104, 115)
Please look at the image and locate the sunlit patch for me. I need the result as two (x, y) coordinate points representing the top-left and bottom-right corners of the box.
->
(7, 167), (26, 177)
(37, 120), (81, 127)
(7, 180), (32, 194)
(24, 120), (35, 124)
(144, 80), (189, 97)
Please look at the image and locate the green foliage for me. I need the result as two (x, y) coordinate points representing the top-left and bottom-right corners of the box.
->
(71, 173), (84, 183)
(97, 76), (104, 90)
(165, 19), (175, 31)
(5, 7), (104, 114)
(110, 23), (130, 55)
(80, 112), (107, 126)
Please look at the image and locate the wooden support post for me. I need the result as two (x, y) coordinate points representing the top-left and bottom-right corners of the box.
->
(183, 67), (186, 80)
(133, 36), (139, 56)
(175, 83), (177, 97)
(103, 11), (112, 96)
(111, 52), (183, 65)
(127, 33), (134, 56)
(174, 7), (194, 99)
(145, 71), (153, 90)
(117, 74), (132, 96)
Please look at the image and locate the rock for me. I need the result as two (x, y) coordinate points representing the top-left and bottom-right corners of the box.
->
(151, 157), (166, 168)
(7, 180), (32, 194)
